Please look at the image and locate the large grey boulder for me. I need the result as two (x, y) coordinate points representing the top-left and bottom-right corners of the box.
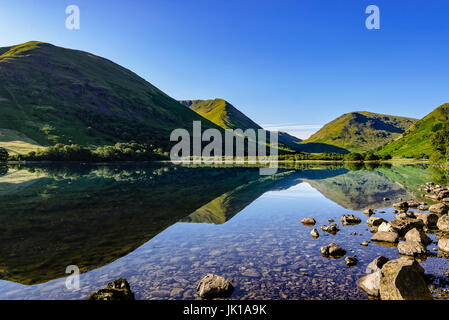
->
(430, 203), (449, 214)
(379, 258), (432, 300)
(372, 231), (399, 243)
(197, 274), (234, 299)
(389, 218), (424, 236)
(404, 228), (432, 245)
(417, 213), (438, 227)
(437, 215), (449, 232)
(397, 241), (427, 256)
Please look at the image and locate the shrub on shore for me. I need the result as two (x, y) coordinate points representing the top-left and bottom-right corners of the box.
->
(0, 147), (8, 162)
(8, 142), (168, 162)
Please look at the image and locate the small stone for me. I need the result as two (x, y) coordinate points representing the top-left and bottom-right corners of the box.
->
(345, 256), (358, 267)
(310, 228), (319, 238)
(87, 278), (135, 300)
(341, 214), (362, 225)
(321, 223), (340, 234)
(361, 241), (369, 247)
(197, 274), (234, 299)
(301, 217), (316, 226)
(320, 243), (346, 258)
(363, 209), (375, 216)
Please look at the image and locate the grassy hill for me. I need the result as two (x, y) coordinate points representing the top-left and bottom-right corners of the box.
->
(303, 111), (417, 153)
(378, 103), (449, 158)
(0, 41), (220, 153)
(180, 99), (262, 131)
(180, 98), (310, 152)
(0, 128), (41, 154)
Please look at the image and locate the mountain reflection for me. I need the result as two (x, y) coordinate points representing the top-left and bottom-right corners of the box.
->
(0, 162), (433, 285)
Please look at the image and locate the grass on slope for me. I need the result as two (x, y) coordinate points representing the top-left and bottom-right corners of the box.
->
(180, 99), (262, 130)
(0, 129), (41, 154)
(304, 111), (417, 153)
(378, 103), (449, 158)
(0, 41), (220, 151)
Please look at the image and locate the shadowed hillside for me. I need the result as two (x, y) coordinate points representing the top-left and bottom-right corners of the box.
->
(0, 41), (220, 152)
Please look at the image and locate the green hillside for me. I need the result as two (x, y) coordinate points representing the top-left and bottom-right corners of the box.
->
(180, 99), (262, 131)
(304, 111), (417, 152)
(378, 103), (449, 158)
(0, 128), (41, 154)
(0, 41), (220, 153)
(180, 98), (306, 152)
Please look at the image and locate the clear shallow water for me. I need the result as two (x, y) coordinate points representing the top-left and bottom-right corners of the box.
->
(0, 162), (448, 300)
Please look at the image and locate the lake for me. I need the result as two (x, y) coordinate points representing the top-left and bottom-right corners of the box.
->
(0, 162), (448, 300)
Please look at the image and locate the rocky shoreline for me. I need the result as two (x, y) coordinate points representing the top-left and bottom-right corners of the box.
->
(300, 181), (449, 300)
(87, 182), (449, 301)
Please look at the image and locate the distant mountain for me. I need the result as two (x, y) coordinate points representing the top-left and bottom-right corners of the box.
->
(180, 99), (262, 131)
(378, 103), (449, 158)
(0, 41), (220, 153)
(180, 98), (304, 151)
(303, 111), (418, 153)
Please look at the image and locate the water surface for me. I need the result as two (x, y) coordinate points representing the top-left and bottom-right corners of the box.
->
(0, 162), (448, 299)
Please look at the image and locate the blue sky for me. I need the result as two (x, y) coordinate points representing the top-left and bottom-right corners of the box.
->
(1, 0), (448, 138)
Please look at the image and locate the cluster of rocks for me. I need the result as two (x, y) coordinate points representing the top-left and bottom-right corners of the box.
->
(359, 256), (432, 300)
(302, 182), (449, 300)
(421, 182), (449, 202)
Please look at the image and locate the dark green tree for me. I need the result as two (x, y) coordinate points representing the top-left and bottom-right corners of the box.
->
(0, 147), (8, 162)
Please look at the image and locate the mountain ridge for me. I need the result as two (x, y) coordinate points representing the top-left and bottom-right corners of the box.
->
(303, 111), (418, 152)
(0, 41), (221, 153)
